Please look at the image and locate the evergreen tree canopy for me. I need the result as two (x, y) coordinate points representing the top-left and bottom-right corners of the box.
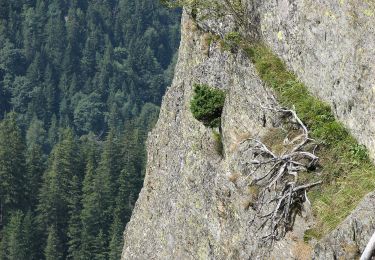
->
(0, 0), (180, 258)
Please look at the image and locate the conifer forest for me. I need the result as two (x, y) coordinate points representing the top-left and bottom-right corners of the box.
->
(0, 0), (180, 259)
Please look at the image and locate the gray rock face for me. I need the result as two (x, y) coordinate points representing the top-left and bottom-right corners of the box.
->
(122, 1), (375, 259)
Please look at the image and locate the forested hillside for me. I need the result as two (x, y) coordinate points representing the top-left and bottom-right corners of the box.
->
(0, 0), (180, 259)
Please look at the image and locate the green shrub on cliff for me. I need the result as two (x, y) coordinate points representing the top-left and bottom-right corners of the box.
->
(190, 84), (225, 128)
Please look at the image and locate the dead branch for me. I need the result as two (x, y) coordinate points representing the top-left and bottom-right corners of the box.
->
(242, 101), (321, 243)
(361, 230), (375, 260)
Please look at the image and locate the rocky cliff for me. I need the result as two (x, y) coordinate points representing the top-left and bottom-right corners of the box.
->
(122, 1), (375, 259)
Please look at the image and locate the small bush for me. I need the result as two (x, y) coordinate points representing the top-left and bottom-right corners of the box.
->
(190, 83), (225, 128)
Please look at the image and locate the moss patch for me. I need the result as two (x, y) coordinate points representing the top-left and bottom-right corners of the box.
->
(240, 43), (375, 238)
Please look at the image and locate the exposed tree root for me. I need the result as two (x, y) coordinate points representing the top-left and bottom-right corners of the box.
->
(242, 100), (321, 242)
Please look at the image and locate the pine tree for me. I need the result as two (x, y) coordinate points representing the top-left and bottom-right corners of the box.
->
(80, 132), (121, 259)
(45, 0), (67, 68)
(0, 113), (26, 228)
(96, 129), (123, 217)
(67, 175), (82, 259)
(1, 211), (40, 260)
(79, 151), (98, 259)
(6, 211), (27, 260)
(115, 166), (137, 225)
(25, 117), (46, 209)
(37, 129), (81, 258)
(108, 215), (124, 260)
(25, 143), (45, 210)
(22, 211), (39, 260)
(45, 225), (63, 260)
(93, 230), (108, 260)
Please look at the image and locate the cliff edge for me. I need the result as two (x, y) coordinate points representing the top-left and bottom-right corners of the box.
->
(122, 1), (375, 259)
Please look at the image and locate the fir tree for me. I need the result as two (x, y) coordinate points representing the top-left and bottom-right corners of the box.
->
(108, 214), (124, 260)
(37, 129), (81, 258)
(0, 113), (26, 228)
(67, 175), (82, 259)
(22, 211), (39, 260)
(79, 152), (99, 259)
(4, 211), (25, 260)
(45, 225), (63, 260)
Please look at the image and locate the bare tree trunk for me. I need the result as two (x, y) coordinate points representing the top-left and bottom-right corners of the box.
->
(361, 231), (375, 260)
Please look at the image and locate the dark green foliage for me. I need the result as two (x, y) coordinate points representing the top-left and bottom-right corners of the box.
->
(22, 211), (39, 260)
(0, 0), (180, 258)
(79, 153), (101, 259)
(0, 211), (38, 260)
(66, 175), (82, 259)
(37, 129), (82, 258)
(0, 113), (26, 227)
(45, 226), (63, 260)
(108, 216), (124, 260)
(0, 0), (180, 132)
(3, 211), (27, 260)
(190, 84), (225, 128)
(72, 92), (105, 134)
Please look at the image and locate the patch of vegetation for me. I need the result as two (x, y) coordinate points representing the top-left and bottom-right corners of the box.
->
(241, 43), (375, 239)
(303, 228), (321, 242)
(161, 0), (219, 12)
(212, 130), (224, 156)
(190, 83), (226, 128)
(203, 33), (220, 56)
(221, 31), (243, 52)
(161, 0), (247, 31)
